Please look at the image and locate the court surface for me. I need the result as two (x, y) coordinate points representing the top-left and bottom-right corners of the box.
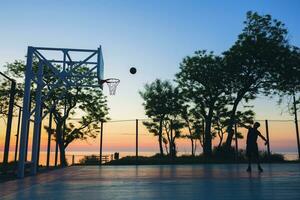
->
(1, 164), (300, 200)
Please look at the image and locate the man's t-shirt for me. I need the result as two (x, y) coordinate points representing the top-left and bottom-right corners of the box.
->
(247, 127), (260, 145)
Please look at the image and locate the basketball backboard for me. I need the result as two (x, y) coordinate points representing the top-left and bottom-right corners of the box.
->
(97, 46), (104, 81)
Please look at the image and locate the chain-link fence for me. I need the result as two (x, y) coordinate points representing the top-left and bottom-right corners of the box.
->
(62, 118), (300, 165)
(1, 117), (300, 167)
(1, 72), (300, 166)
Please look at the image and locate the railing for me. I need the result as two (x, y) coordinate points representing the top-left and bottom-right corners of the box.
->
(65, 154), (114, 165)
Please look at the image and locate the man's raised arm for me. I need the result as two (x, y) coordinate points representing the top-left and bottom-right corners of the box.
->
(258, 131), (268, 145)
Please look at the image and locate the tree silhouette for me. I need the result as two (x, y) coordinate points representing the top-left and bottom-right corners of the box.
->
(176, 51), (229, 156)
(140, 79), (183, 156)
(180, 105), (205, 156)
(223, 11), (290, 149)
(269, 46), (300, 113)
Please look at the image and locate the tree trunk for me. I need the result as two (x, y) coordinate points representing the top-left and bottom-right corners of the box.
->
(55, 121), (67, 167)
(194, 140), (197, 155)
(224, 97), (241, 149)
(164, 143), (169, 155)
(203, 118), (212, 156)
(158, 119), (164, 155)
(218, 130), (223, 148)
(172, 140), (176, 157)
(58, 140), (67, 167)
(190, 138), (195, 156)
(186, 122), (195, 156)
(203, 108), (214, 156)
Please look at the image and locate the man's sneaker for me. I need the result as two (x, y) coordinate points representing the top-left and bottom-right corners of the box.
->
(246, 166), (251, 172)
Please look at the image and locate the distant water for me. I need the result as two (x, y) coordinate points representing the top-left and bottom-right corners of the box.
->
(281, 152), (299, 161)
(0, 151), (298, 166)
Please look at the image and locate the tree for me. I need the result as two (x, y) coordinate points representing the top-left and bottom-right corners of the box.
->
(163, 118), (184, 157)
(142, 119), (164, 154)
(176, 51), (229, 156)
(1, 60), (109, 166)
(223, 11), (290, 149)
(0, 61), (24, 116)
(213, 107), (255, 149)
(269, 46), (300, 112)
(50, 87), (109, 166)
(45, 90), (108, 150)
(211, 104), (229, 148)
(139, 79), (183, 156)
(268, 46), (300, 158)
(181, 105), (205, 156)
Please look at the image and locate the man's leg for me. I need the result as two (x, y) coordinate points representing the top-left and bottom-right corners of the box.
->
(247, 154), (251, 172)
(257, 153), (263, 172)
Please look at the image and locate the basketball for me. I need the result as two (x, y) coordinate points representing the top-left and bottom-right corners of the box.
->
(130, 67), (137, 74)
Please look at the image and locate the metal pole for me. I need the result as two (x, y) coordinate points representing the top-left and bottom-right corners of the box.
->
(46, 111), (53, 168)
(170, 120), (173, 158)
(3, 80), (16, 165)
(265, 120), (271, 160)
(18, 46), (33, 178)
(24, 98), (32, 162)
(36, 107), (43, 171)
(202, 119), (205, 149)
(293, 93), (300, 159)
(136, 119), (138, 164)
(30, 61), (44, 175)
(14, 107), (22, 162)
(99, 121), (103, 165)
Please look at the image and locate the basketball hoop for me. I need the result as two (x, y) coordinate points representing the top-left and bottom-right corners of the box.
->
(100, 78), (120, 95)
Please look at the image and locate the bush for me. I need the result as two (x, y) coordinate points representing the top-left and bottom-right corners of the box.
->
(212, 145), (285, 162)
(259, 151), (285, 162)
(213, 145), (236, 160)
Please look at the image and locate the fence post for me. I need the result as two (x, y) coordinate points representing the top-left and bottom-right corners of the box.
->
(3, 80), (16, 165)
(14, 106), (22, 162)
(292, 94), (300, 160)
(234, 123), (238, 162)
(136, 119), (139, 164)
(54, 121), (58, 167)
(72, 155), (75, 165)
(265, 120), (271, 160)
(170, 120), (173, 158)
(99, 121), (103, 165)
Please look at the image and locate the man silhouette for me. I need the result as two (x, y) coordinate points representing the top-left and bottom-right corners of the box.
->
(244, 122), (268, 172)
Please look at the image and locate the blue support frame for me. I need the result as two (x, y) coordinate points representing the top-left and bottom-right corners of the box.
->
(17, 46), (104, 178)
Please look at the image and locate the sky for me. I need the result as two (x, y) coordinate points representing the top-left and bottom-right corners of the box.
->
(0, 0), (300, 121)
(0, 0), (300, 156)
